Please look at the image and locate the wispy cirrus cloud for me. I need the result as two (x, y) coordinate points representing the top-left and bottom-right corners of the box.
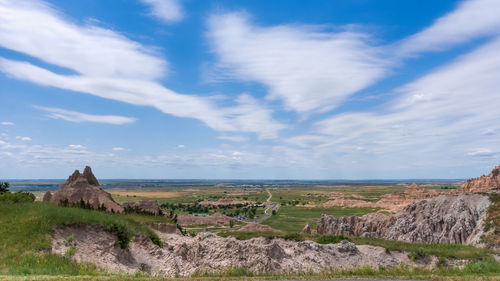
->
(296, 37), (500, 172)
(396, 0), (500, 57)
(217, 135), (248, 142)
(0, 0), (284, 139)
(1, 121), (14, 126)
(140, 0), (184, 24)
(207, 12), (389, 114)
(15, 136), (31, 141)
(34, 106), (137, 125)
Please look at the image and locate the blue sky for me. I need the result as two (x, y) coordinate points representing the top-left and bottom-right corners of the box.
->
(1, 0), (500, 179)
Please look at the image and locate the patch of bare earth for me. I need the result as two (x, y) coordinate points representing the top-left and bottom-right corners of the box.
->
(51, 224), (435, 277)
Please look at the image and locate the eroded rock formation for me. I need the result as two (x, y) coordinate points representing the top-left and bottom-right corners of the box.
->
(123, 200), (162, 215)
(322, 183), (440, 212)
(42, 191), (52, 202)
(459, 165), (500, 193)
(317, 194), (490, 245)
(176, 212), (234, 226)
(236, 222), (280, 233)
(49, 166), (123, 213)
(52, 224), (416, 277)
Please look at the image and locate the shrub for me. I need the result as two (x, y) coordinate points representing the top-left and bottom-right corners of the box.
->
(283, 233), (304, 241)
(65, 246), (76, 258)
(0, 191), (35, 203)
(0, 182), (9, 193)
(107, 223), (132, 249)
(317, 235), (351, 244)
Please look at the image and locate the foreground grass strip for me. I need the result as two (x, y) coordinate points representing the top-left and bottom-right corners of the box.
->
(0, 202), (164, 275)
(0, 258), (499, 280)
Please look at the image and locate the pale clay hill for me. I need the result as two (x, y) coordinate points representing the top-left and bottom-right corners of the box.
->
(52, 224), (433, 277)
(458, 165), (500, 193)
(317, 193), (490, 245)
(322, 182), (439, 212)
(316, 165), (500, 246)
(43, 166), (123, 213)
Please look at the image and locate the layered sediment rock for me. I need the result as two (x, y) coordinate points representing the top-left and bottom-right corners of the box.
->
(123, 200), (162, 215)
(317, 194), (490, 245)
(42, 191), (52, 202)
(177, 212), (234, 226)
(459, 165), (500, 193)
(322, 183), (439, 212)
(52, 224), (415, 277)
(49, 166), (123, 213)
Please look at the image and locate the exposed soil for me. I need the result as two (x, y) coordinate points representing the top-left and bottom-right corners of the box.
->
(51, 224), (436, 277)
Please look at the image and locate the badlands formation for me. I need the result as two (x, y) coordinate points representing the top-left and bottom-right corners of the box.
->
(317, 194), (489, 245)
(458, 165), (500, 193)
(322, 183), (439, 212)
(43, 166), (123, 213)
(317, 165), (500, 245)
(53, 224), (419, 277)
(44, 165), (500, 276)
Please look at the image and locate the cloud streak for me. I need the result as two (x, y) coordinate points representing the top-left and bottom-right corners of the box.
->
(140, 0), (184, 23)
(0, 0), (284, 139)
(396, 0), (500, 56)
(207, 12), (389, 114)
(34, 106), (137, 125)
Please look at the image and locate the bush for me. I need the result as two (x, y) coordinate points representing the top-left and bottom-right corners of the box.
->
(283, 233), (304, 241)
(317, 235), (351, 244)
(0, 191), (35, 203)
(107, 223), (132, 249)
(65, 246), (76, 258)
(0, 182), (9, 193)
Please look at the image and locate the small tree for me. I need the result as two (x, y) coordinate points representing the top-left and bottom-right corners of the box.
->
(229, 220), (234, 228)
(0, 182), (9, 194)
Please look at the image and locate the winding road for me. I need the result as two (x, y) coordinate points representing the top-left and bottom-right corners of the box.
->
(255, 189), (280, 223)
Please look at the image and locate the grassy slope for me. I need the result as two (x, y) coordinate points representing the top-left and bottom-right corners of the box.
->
(0, 202), (168, 275)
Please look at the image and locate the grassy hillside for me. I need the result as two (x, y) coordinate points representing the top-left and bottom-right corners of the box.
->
(0, 202), (168, 275)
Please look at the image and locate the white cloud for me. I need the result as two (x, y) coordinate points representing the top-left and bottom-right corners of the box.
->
(34, 106), (137, 125)
(112, 147), (128, 151)
(217, 135), (248, 142)
(67, 144), (85, 150)
(397, 0), (500, 56)
(0, 0), (166, 80)
(207, 12), (389, 114)
(0, 1), (284, 139)
(15, 136), (31, 141)
(140, 0), (184, 23)
(1, 121), (14, 126)
(307, 38), (500, 170)
(176, 144), (185, 149)
(467, 149), (494, 157)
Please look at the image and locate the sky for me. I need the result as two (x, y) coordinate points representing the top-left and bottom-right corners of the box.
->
(1, 0), (500, 179)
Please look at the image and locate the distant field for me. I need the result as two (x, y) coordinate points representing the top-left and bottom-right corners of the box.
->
(108, 190), (186, 199)
(262, 205), (379, 233)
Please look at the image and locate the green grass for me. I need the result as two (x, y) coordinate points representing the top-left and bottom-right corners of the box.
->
(0, 202), (165, 275)
(1, 258), (499, 280)
(261, 205), (378, 233)
(350, 236), (495, 260)
(482, 193), (500, 248)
